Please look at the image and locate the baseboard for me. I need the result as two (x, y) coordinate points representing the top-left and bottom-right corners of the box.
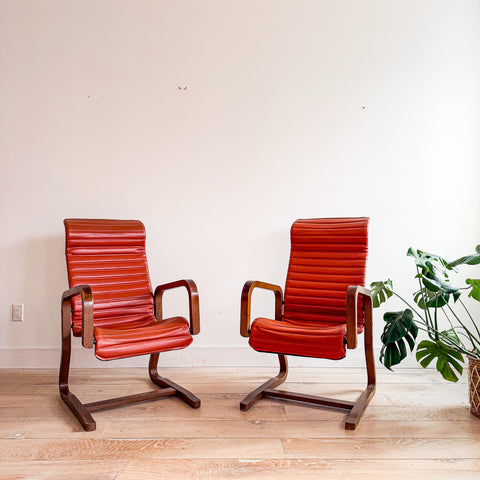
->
(0, 345), (422, 369)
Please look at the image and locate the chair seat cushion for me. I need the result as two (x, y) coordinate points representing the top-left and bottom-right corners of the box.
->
(94, 315), (192, 361)
(249, 317), (349, 360)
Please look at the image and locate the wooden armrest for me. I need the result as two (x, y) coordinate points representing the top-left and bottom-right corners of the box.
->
(346, 285), (373, 349)
(240, 280), (283, 337)
(61, 285), (94, 348)
(154, 279), (200, 335)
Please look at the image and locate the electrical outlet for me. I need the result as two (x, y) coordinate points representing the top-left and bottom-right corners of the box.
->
(12, 304), (24, 322)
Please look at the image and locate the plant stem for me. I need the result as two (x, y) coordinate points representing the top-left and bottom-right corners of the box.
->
(389, 291), (425, 321)
(415, 266), (435, 338)
(444, 304), (480, 350)
(434, 307), (439, 341)
(442, 309), (458, 336)
(458, 298), (480, 339)
(414, 324), (473, 357)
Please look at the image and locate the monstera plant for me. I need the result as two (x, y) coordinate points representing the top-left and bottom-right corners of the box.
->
(371, 246), (480, 382)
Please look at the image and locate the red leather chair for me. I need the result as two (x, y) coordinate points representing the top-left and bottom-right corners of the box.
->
(240, 217), (375, 429)
(60, 219), (200, 431)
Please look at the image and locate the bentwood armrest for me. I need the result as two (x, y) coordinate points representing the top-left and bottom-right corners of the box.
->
(61, 285), (94, 348)
(240, 280), (284, 337)
(346, 285), (373, 350)
(154, 279), (200, 335)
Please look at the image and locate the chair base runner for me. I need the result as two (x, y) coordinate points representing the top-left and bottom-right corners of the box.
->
(239, 353), (375, 430)
(263, 388), (356, 410)
(60, 390), (96, 431)
(85, 388), (177, 413)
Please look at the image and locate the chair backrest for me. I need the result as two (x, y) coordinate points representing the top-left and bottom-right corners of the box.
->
(283, 217), (369, 326)
(64, 219), (154, 335)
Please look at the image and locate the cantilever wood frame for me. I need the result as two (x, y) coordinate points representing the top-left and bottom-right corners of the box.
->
(239, 282), (376, 430)
(59, 281), (201, 432)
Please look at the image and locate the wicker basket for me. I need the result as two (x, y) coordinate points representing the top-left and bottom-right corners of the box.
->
(469, 357), (480, 418)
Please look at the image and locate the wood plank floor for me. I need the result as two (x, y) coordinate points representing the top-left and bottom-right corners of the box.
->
(1, 366), (479, 479)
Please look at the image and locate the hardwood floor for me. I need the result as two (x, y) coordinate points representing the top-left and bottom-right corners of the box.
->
(0, 366), (479, 479)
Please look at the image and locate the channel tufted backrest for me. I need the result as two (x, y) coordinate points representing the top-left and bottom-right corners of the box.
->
(283, 217), (369, 327)
(64, 219), (154, 336)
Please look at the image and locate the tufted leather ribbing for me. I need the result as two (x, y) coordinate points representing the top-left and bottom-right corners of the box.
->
(64, 219), (192, 360)
(249, 217), (369, 360)
(284, 217), (368, 326)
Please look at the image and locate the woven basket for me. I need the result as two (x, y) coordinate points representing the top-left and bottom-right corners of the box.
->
(469, 357), (480, 418)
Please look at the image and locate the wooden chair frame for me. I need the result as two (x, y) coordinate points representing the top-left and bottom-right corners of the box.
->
(240, 281), (376, 430)
(59, 280), (201, 431)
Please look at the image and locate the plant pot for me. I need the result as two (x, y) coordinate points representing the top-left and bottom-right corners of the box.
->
(469, 356), (480, 418)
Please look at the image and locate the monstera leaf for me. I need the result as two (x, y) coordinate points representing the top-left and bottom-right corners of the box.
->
(438, 328), (461, 347)
(370, 280), (393, 308)
(416, 340), (464, 382)
(407, 248), (459, 297)
(379, 309), (418, 370)
(413, 288), (450, 309)
(466, 278), (480, 302)
(448, 245), (480, 268)
(407, 248), (451, 274)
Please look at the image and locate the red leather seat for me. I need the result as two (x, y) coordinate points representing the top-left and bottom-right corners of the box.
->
(60, 219), (201, 431)
(250, 318), (348, 360)
(240, 217), (375, 430)
(94, 316), (192, 361)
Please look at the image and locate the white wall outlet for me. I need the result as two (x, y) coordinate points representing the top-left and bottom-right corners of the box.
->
(12, 304), (24, 322)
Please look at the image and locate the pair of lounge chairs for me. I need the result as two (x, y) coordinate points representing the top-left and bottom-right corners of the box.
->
(60, 217), (375, 431)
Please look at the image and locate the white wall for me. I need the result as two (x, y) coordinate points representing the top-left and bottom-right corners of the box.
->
(1, 0), (479, 368)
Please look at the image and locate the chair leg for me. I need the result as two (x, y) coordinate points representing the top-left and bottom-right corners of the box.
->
(240, 354), (288, 411)
(345, 306), (376, 430)
(149, 353), (201, 409)
(59, 307), (96, 431)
